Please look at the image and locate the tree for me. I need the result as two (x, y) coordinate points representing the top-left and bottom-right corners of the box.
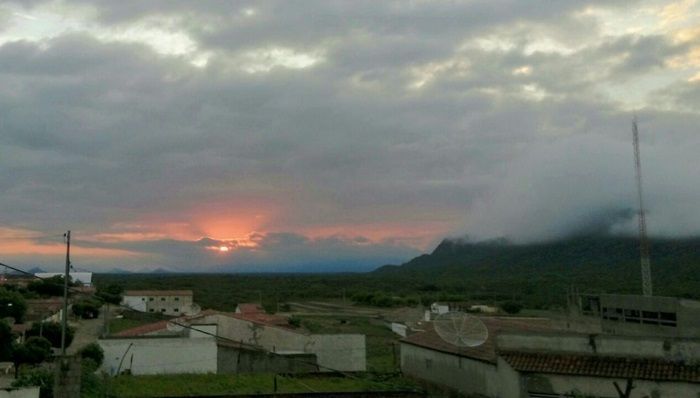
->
(27, 276), (67, 297)
(96, 283), (123, 305)
(11, 337), (52, 377)
(72, 299), (101, 319)
(79, 343), (104, 367)
(26, 322), (74, 349)
(0, 288), (27, 323)
(0, 320), (13, 361)
(501, 301), (523, 314)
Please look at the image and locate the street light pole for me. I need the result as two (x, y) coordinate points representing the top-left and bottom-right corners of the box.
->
(60, 230), (70, 356)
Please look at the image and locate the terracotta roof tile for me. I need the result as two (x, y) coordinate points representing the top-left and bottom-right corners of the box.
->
(401, 317), (553, 363)
(501, 351), (700, 383)
(233, 312), (291, 328)
(114, 320), (169, 337)
(236, 303), (264, 314)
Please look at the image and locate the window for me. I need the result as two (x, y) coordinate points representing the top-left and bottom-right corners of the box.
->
(175, 297), (180, 301)
(149, 309), (155, 312)
(161, 297), (165, 301)
(141, 298), (145, 301)
(174, 308), (179, 312)
(161, 308), (166, 312)
(149, 297), (154, 301)
(624, 309), (640, 323)
(425, 359), (432, 369)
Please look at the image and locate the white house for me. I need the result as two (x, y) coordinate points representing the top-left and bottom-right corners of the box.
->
(121, 290), (199, 316)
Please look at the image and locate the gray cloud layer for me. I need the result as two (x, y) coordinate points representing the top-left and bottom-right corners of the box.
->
(0, 0), (699, 271)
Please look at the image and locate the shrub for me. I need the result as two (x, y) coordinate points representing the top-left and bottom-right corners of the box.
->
(501, 301), (523, 314)
(12, 367), (53, 398)
(12, 336), (52, 366)
(79, 343), (104, 367)
(27, 322), (74, 348)
(72, 299), (101, 319)
(0, 288), (27, 323)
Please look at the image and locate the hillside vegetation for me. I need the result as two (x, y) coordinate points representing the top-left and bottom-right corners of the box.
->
(96, 235), (700, 311)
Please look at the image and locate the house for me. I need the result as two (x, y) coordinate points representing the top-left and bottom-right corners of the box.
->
(497, 331), (700, 397)
(100, 308), (366, 375)
(570, 293), (700, 338)
(401, 295), (700, 397)
(121, 290), (200, 316)
(400, 317), (552, 397)
(186, 310), (366, 372)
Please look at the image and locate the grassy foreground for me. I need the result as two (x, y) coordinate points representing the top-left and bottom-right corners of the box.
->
(110, 373), (417, 397)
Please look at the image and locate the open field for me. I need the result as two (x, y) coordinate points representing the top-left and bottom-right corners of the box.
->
(110, 373), (419, 397)
(297, 315), (400, 373)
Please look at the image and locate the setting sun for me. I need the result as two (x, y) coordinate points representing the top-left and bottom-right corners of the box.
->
(218, 246), (229, 252)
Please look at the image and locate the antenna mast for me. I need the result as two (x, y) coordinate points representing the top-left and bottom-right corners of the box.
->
(633, 119), (652, 296)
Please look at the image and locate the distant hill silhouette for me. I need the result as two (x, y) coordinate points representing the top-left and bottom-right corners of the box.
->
(374, 235), (700, 304)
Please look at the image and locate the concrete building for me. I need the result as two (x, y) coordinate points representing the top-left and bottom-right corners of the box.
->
(400, 317), (551, 397)
(400, 313), (700, 397)
(498, 331), (700, 397)
(187, 310), (366, 372)
(102, 308), (366, 374)
(99, 330), (218, 375)
(572, 293), (700, 338)
(121, 290), (199, 316)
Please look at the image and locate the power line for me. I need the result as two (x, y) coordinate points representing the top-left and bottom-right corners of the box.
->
(0, 259), (411, 392)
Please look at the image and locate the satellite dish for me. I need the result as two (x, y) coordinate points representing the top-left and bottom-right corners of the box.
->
(433, 311), (488, 347)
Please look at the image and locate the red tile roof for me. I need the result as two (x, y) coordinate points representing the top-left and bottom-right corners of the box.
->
(114, 320), (169, 337)
(124, 290), (193, 297)
(236, 303), (264, 314)
(501, 351), (700, 383)
(235, 313), (289, 326)
(401, 317), (553, 363)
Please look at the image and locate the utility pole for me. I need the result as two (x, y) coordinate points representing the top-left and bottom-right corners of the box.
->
(633, 120), (653, 297)
(61, 230), (70, 355)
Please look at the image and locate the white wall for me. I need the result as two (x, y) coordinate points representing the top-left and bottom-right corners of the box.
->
(540, 374), (700, 398)
(122, 296), (146, 312)
(99, 337), (217, 375)
(497, 332), (700, 363)
(400, 343), (520, 397)
(0, 388), (40, 398)
(391, 323), (408, 337)
(192, 314), (366, 372)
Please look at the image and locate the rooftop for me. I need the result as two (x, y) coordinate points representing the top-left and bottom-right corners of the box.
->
(501, 351), (700, 383)
(124, 290), (193, 297)
(401, 317), (553, 363)
(114, 320), (170, 337)
(236, 303), (264, 314)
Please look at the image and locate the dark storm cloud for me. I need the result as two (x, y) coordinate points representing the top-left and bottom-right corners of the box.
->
(0, 0), (699, 271)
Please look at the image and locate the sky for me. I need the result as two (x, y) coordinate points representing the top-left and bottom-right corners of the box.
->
(0, 0), (699, 273)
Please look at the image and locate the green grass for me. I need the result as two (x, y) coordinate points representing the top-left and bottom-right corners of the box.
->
(109, 318), (149, 334)
(298, 315), (400, 373)
(110, 373), (415, 397)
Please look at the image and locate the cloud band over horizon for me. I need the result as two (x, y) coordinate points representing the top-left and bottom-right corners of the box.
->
(1, 0), (699, 272)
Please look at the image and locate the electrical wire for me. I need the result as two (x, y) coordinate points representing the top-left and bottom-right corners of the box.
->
(0, 259), (414, 393)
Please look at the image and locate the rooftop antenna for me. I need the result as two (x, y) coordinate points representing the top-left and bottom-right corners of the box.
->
(433, 311), (488, 347)
(633, 118), (652, 296)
